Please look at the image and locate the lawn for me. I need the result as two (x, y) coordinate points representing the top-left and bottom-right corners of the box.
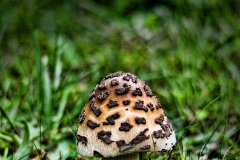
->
(0, 0), (240, 159)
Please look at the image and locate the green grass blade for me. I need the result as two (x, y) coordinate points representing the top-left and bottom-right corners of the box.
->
(225, 150), (240, 160)
(54, 88), (70, 122)
(0, 106), (17, 134)
(199, 121), (222, 159)
(20, 120), (30, 146)
(176, 96), (221, 138)
(41, 56), (52, 128)
(53, 37), (63, 90)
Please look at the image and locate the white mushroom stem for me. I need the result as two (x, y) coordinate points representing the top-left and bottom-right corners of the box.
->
(103, 153), (139, 160)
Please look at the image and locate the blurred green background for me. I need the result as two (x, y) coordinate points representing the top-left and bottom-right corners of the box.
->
(0, 0), (240, 159)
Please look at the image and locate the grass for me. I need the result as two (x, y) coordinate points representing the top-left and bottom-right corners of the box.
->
(0, 0), (240, 159)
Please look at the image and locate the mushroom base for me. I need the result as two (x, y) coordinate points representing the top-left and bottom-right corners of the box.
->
(77, 153), (139, 160)
(103, 152), (139, 160)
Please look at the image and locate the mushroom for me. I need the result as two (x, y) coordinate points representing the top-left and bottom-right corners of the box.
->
(76, 71), (176, 159)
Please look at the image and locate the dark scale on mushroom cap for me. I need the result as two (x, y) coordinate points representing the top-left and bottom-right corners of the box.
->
(115, 88), (127, 95)
(78, 109), (86, 124)
(97, 91), (110, 102)
(122, 73), (138, 83)
(155, 115), (164, 125)
(123, 83), (130, 88)
(76, 135), (88, 146)
(122, 100), (130, 106)
(110, 79), (119, 87)
(97, 131), (113, 145)
(133, 100), (148, 112)
(143, 84), (153, 97)
(146, 103), (154, 111)
(130, 128), (149, 145)
(107, 100), (119, 108)
(116, 140), (126, 148)
(88, 90), (95, 101)
(115, 84), (130, 95)
(156, 101), (162, 109)
(153, 130), (165, 139)
(119, 121), (133, 132)
(118, 128), (150, 152)
(103, 112), (120, 125)
(86, 120), (100, 129)
(98, 82), (107, 90)
(90, 101), (102, 117)
(131, 76), (138, 83)
(140, 145), (151, 151)
(104, 71), (124, 80)
(135, 117), (146, 125)
(132, 87), (142, 97)
(93, 150), (104, 157)
(119, 144), (133, 152)
(161, 124), (172, 138)
(122, 75), (130, 81)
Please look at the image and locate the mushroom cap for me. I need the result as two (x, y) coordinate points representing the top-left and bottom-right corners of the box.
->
(76, 71), (176, 158)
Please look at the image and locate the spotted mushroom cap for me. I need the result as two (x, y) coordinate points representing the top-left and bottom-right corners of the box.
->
(76, 71), (176, 158)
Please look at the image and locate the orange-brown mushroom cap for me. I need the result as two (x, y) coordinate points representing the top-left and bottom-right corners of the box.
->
(76, 71), (176, 158)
